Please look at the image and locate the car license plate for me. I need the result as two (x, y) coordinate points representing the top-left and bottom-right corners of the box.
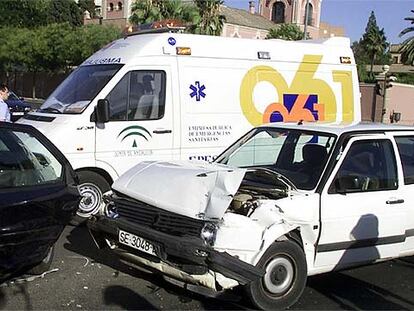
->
(13, 112), (24, 116)
(119, 230), (156, 256)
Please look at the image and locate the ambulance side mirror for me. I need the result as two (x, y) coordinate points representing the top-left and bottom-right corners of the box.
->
(92, 99), (110, 123)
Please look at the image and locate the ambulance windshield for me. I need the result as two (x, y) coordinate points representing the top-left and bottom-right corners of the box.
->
(39, 64), (123, 114)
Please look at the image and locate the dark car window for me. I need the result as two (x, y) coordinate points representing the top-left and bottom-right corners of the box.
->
(7, 92), (20, 101)
(0, 128), (63, 189)
(395, 136), (414, 185)
(329, 140), (398, 193)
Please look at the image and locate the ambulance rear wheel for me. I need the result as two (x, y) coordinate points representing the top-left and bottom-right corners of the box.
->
(76, 171), (110, 220)
(245, 240), (307, 310)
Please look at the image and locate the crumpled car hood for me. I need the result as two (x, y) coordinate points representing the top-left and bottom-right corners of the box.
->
(112, 161), (247, 220)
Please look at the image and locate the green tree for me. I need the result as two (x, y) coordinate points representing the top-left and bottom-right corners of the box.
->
(192, 0), (225, 36)
(266, 24), (307, 40)
(399, 10), (414, 65)
(71, 25), (122, 65)
(48, 0), (83, 27)
(78, 0), (96, 18)
(0, 0), (49, 28)
(361, 11), (389, 75)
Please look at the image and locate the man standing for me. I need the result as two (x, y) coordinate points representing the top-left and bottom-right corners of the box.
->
(0, 83), (11, 122)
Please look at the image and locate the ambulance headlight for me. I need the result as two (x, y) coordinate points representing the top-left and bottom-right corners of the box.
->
(200, 223), (218, 246)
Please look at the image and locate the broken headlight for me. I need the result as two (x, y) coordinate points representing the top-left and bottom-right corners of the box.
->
(103, 192), (119, 219)
(200, 223), (218, 247)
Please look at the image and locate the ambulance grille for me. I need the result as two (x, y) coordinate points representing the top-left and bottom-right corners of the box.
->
(113, 196), (204, 237)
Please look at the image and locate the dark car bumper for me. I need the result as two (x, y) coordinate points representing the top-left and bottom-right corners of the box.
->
(88, 216), (264, 286)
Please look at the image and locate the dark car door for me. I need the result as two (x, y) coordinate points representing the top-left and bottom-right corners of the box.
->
(0, 123), (80, 275)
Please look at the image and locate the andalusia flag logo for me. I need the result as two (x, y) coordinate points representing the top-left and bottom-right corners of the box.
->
(117, 126), (152, 148)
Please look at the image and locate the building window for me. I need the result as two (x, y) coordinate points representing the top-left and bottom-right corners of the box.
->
(272, 2), (285, 24)
(117, 2), (123, 10)
(304, 3), (313, 26)
(393, 56), (399, 64)
(108, 2), (114, 11)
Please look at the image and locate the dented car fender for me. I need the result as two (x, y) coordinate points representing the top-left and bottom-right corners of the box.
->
(252, 220), (300, 266)
(249, 193), (320, 267)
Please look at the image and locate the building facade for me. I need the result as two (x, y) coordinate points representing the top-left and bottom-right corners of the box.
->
(96, 0), (345, 40)
(258, 0), (322, 38)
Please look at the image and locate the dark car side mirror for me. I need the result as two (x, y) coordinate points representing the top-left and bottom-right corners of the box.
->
(333, 175), (362, 194)
(334, 178), (347, 194)
(92, 99), (110, 123)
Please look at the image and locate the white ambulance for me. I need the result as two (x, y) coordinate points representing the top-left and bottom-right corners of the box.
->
(18, 30), (361, 218)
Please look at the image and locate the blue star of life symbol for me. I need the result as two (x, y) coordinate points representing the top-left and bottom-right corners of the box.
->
(189, 81), (206, 102)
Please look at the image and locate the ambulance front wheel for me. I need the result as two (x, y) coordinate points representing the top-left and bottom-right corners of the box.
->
(245, 240), (307, 310)
(76, 171), (111, 220)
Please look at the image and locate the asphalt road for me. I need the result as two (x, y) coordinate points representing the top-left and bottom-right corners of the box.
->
(1, 225), (414, 310)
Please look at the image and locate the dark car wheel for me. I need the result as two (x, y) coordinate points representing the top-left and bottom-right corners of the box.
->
(245, 240), (307, 310)
(27, 246), (55, 275)
(76, 171), (110, 220)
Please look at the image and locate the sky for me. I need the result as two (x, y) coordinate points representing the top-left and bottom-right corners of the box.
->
(224, 0), (413, 44)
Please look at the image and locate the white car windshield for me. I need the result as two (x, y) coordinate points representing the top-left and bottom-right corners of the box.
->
(39, 64), (123, 114)
(215, 127), (337, 190)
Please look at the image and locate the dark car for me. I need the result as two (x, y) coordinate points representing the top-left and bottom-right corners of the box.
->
(5, 91), (32, 122)
(0, 122), (80, 280)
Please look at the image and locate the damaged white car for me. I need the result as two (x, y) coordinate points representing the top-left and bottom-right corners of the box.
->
(88, 123), (414, 310)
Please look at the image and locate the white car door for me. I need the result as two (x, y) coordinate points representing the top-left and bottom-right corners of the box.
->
(315, 135), (407, 270)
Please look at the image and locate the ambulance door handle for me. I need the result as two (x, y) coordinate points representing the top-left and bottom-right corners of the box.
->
(386, 199), (404, 205)
(153, 129), (172, 134)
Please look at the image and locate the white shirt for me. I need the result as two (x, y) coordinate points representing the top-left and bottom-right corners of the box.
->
(0, 99), (11, 122)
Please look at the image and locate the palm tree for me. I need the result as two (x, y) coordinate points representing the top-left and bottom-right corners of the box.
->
(129, 0), (199, 27)
(399, 10), (414, 65)
(192, 0), (225, 36)
(158, 0), (199, 24)
(129, 0), (162, 25)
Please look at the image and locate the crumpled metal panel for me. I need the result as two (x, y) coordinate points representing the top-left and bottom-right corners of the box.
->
(112, 161), (246, 220)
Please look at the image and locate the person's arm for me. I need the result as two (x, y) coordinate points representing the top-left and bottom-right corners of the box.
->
(0, 103), (8, 121)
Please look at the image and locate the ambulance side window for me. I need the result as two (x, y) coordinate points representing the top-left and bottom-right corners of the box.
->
(107, 73), (128, 121)
(105, 70), (166, 122)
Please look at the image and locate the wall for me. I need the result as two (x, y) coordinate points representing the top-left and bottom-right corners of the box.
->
(0, 72), (67, 99)
(386, 83), (414, 125)
(222, 23), (269, 39)
(360, 83), (383, 122)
